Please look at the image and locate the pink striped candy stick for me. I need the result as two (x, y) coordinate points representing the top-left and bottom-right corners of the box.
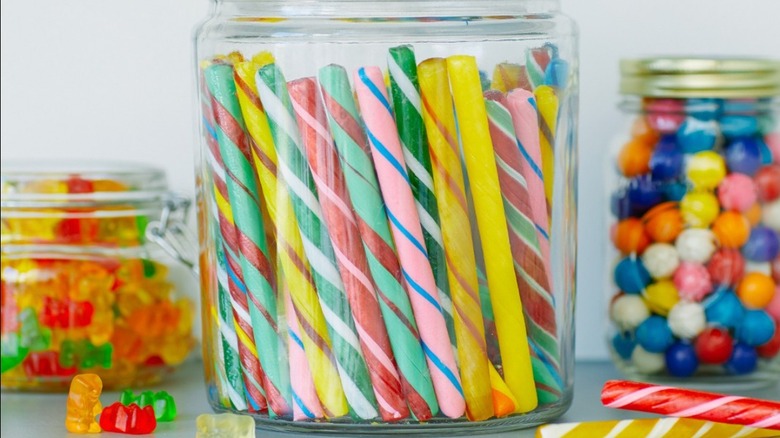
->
(354, 66), (466, 419)
(284, 287), (324, 420)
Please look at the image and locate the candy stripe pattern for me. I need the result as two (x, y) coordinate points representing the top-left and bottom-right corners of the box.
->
(387, 46), (457, 352)
(601, 380), (780, 430)
(534, 85), (559, 219)
(355, 66), (466, 419)
(536, 418), (779, 438)
(417, 57), (494, 421)
(491, 63), (532, 94)
(284, 287), (324, 420)
(446, 55), (537, 412)
(318, 64), (437, 421)
(290, 77), (409, 421)
(255, 63), (349, 418)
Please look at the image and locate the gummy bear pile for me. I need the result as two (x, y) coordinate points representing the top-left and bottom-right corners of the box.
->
(1, 170), (195, 390)
(609, 97), (780, 380)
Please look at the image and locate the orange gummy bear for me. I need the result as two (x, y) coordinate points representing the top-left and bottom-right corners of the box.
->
(65, 373), (103, 433)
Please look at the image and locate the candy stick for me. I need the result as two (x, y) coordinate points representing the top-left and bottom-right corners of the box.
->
(255, 63), (349, 418)
(491, 63), (531, 93)
(525, 45), (553, 90)
(446, 55), (537, 412)
(317, 64), (437, 421)
(536, 418), (779, 438)
(601, 380), (780, 430)
(355, 65), (466, 419)
(289, 77), (409, 421)
(387, 46), (456, 352)
(417, 57), (494, 421)
(534, 85), (559, 219)
(284, 287), (324, 420)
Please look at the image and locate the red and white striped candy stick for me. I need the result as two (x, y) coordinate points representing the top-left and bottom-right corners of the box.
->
(601, 380), (780, 430)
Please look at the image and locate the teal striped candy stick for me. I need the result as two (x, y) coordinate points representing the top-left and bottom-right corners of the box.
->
(387, 45), (456, 351)
(318, 64), (438, 420)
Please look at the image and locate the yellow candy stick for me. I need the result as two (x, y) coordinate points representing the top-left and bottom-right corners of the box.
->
(491, 63), (527, 93)
(534, 85), (558, 220)
(446, 55), (538, 412)
(536, 418), (779, 438)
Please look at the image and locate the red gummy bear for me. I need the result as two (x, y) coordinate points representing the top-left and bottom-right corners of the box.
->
(66, 176), (94, 194)
(99, 402), (156, 434)
(40, 297), (94, 328)
(22, 351), (77, 377)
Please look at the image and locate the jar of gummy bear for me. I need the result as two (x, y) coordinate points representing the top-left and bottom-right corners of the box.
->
(607, 57), (780, 388)
(194, 0), (578, 433)
(1, 162), (196, 391)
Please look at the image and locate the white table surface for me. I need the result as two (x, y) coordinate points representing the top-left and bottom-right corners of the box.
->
(2, 360), (778, 437)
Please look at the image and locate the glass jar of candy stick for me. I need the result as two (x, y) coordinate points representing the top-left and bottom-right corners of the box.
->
(0, 162), (196, 391)
(608, 58), (780, 388)
(193, 0), (578, 433)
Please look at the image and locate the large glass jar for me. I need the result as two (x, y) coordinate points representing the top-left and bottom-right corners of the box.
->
(194, 0), (578, 433)
(607, 58), (780, 388)
(0, 162), (196, 391)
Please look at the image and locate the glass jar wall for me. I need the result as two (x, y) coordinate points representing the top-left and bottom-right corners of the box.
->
(607, 58), (780, 388)
(194, 0), (578, 433)
(0, 162), (196, 391)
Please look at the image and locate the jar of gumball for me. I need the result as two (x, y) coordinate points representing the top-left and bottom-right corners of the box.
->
(0, 162), (197, 391)
(607, 58), (780, 388)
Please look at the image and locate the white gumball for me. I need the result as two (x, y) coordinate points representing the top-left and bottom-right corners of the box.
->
(762, 200), (780, 231)
(675, 228), (717, 263)
(745, 261), (772, 276)
(611, 294), (650, 330)
(631, 345), (665, 374)
(642, 243), (680, 279)
(667, 301), (706, 339)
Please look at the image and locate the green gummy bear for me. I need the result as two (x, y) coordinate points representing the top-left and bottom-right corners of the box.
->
(18, 307), (51, 352)
(59, 339), (113, 369)
(120, 389), (177, 422)
(1, 333), (29, 373)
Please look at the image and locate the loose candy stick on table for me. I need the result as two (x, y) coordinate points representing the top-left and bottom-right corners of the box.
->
(601, 380), (780, 430)
(355, 65), (466, 419)
(536, 418), (779, 438)
(446, 54), (537, 412)
(318, 64), (437, 421)
(388, 46), (456, 352)
(291, 77), (408, 421)
(491, 63), (531, 93)
(284, 287), (324, 420)
(417, 57), (494, 421)
(535, 85), (559, 219)
(255, 63), (349, 418)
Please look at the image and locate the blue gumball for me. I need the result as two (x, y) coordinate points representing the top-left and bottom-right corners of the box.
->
(703, 287), (745, 329)
(721, 115), (759, 138)
(636, 316), (674, 353)
(612, 332), (636, 360)
(665, 342), (699, 377)
(649, 135), (684, 180)
(736, 310), (776, 347)
(742, 225), (780, 262)
(544, 58), (569, 87)
(725, 343), (758, 375)
(611, 190), (648, 219)
(677, 117), (721, 154)
(614, 257), (651, 294)
(627, 175), (665, 210)
(685, 98), (720, 120)
(725, 137), (763, 175)
(662, 181), (688, 202)
(759, 138), (773, 165)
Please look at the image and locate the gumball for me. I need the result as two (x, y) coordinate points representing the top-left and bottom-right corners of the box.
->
(631, 345), (666, 374)
(754, 164), (780, 202)
(649, 136), (683, 180)
(720, 115), (759, 138)
(695, 327), (734, 365)
(685, 98), (720, 121)
(611, 190), (645, 219)
(630, 117), (661, 144)
(745, 203), (763, 226)
(642, 280), (680, 316)
(707, 248), (744, 286)
(703, 287), (745, 329)
(759, 138), (773, 165)
(737, 272), (775, 308)
(643, 202), (684, 243)
(736, 309), (776, 346)
(675, 228), (717, 263)
(635, 315), (674, 353)
(711, 211), (750, 248)
(612, 332), (637, 360)
(662, 181), (688, 202)
(645, 99), (685, 133)
(679, 191), (719, 228)
(767, 287), (780, 321)
(725, 137), (762, 175)
(673, 262), (712, 301)
(612, 218), (651, 254)
(687, 151), (727, 189)
(742, 225), (780, 262)
(642, 243), (680, 279)
(627, 175), (665, 210)
(725, 343), (758, 375)
(610, 294), (650, 330)
(761, 199), (780, 231)
(756, 324), (780, 358)
(667, 301), (706, 339)
(744, 261), (771, 276)
(618, 138), (654, 177)
(665, 342), (699, 377)
(614, 257), (651, 294)
(717, 173), (757, 212)
(767, 132), (780, 163)
(773, 257), (780, 283)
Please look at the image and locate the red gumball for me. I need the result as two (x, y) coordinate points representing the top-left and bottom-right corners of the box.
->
(707, 249), (745, 286)
(695, 327), (734, 364)
(772, 256), (780, 283)
(757, 322), (780, 358)
(754, 164), (780, 202)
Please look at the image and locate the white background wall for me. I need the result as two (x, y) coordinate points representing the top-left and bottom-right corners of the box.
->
(2, 0), (779, 360)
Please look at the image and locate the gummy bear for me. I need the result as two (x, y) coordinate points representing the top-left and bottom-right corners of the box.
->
(196, 413), (255, 438)
(65, 373), (103, 433)
(23, 351), (77, 377)
(40, 296), (94, 328)
(99, 402), (156, 434)
(1, 333), (28, 373)
(120, 389), (177, 422)
(59, 339), (113, 369)
(18, 307), (51, 351)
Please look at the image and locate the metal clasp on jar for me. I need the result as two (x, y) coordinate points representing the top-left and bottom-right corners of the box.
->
(146, 195), (198, 275)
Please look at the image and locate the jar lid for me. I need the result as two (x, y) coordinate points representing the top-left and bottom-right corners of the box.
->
(620, 57), (780, 98)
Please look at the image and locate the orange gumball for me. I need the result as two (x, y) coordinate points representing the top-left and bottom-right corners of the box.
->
(745, 203), (762, 226)
(643, 202), (684, 243)
(738, 272), (776, 309)
(630, 117), (661, 145)
(617, 138), (654, 177)
(711, 211), (751, 248)
(612, 218), (650, 254)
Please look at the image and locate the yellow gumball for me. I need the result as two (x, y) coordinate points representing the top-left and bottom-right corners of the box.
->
(642, 280), (680, 316)
(680, 191), (720, 228)
(686, 151), (727, 189)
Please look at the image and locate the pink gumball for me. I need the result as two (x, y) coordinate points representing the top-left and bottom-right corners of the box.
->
(673, 262), (713, 301)
(767, 132), (780, 164)
(767, 286), (780, 321)
(645, 99), (686, 133)
(718, 173), (758, 212)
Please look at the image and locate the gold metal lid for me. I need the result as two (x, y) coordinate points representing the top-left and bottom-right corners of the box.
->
(620, 57), (780, 98)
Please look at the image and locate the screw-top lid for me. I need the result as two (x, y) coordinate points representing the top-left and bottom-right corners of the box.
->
(620, 57), (780, 98)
